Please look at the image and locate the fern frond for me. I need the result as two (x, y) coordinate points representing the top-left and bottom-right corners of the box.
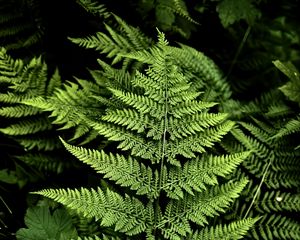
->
(159, 179), (248, 239)
(76, 0), (110, 19)
(17, 153), (67, 173)
(163, 151), (251, 199)
(167, 121), (235, 160)
(108, 88), (162, 117)
(189, 218), (258, 240)
(255, 191), (300, 213)
(0, 104), (40, 117)
(61, 138), (159, 199)
(102, 108), (153, 134)
(0, 117), (52, 135)
(35, 32), (253, 239)
(250, 215), (300, 240)
(69, 15), (152, 66)
(16, 135), (61, 151)
(34, 187), (148, 235)
(0, 47), (23, 74)
(23, 80), (103, 141)
(0, 0), (44, 50)
(90, 121), (159, 162)
(75, 235), (121, 240)
(272, 116), (300, 139)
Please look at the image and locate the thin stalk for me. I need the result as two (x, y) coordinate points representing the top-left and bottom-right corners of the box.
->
(154, 73), (169, 235)
(243, 159), (272, 219)
(0, 196), (12, 215)
(225, 25), (252, 80)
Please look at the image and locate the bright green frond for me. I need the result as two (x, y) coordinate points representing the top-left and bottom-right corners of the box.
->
(158, 179), (248, 239)
(163, 151), (250, 199)
(102, 109), (153, 133)
(0, 47), (23, 75)
(168, 113), (227, 140)
(170, 101), (217, 118)
(23, 80), (103, 141)
(190, 218), (258, 240)
(61, 138), (158, 198)
(90, 121), (159, 161)
(0, 105), (40, 117)
(33, 187), (148, 235)
(167, 121), (235, 160)
(108, 88), (163, 118)
(69, 14), (152, 66)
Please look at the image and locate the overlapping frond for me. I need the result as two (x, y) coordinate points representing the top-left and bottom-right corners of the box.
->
(158, 179), (248, 239)
(189, 218), (259, 240)
(23, 79), (104, 142)
(0, 48), (69, 173)
(250, 215), (300, 240)
(69, 15), (153, 67)
(33, 187), (148, 235)
(61, 138), (159, 198)
(0, 0), (44, 50)
(76, 0), (110, 19)
(222, 117), (300, 238)
(162, 151), (251, 199)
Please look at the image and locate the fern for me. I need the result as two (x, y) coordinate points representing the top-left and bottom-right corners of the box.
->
(76, 0), (111, 19)
(222, 118), (300, 238)
(0, 47), (71, 175)
(69, 14), (153, 67)
(24, 80), (104, 143)
(33, 32), (254, 239)
(272, 60), (300, 148)
(188, 218), (259, 240)
(250, 215), (300, 240)
(0, 0), (44, 51)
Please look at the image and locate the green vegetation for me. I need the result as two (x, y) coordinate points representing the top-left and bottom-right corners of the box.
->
(0, 0), (299, 239)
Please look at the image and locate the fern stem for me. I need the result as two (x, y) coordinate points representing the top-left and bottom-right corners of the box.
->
(243, 159), (272, 219)
(154, 68), (170, 235)
(0, 217), (8, 229)
(225, 25), (251, 80)
(0, 196), (12, 214)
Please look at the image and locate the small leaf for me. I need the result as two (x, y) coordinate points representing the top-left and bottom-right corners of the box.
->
(0, 169), (18, 184)
(16, 206), (77, 240)
(273, 60), (300, 104)
(216, 0), (261, 27)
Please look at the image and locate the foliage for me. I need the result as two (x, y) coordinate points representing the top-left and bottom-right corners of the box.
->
(16, 206), (77, 240)
(0, 0), (300, 239)
(0, 0), (44, 52)
(0, 47), (67, 174)
(33, 33), (255, 239)
(216, 0), (261, 27)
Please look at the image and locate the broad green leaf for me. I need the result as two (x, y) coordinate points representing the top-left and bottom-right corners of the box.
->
(16, 206), (77, 240)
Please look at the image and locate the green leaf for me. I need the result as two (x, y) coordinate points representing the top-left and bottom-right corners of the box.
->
(0, 169), (18, 184)
(216, 0), (261, 27)
(16, 206), (77, 240)
(273, 60), (300, 104)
